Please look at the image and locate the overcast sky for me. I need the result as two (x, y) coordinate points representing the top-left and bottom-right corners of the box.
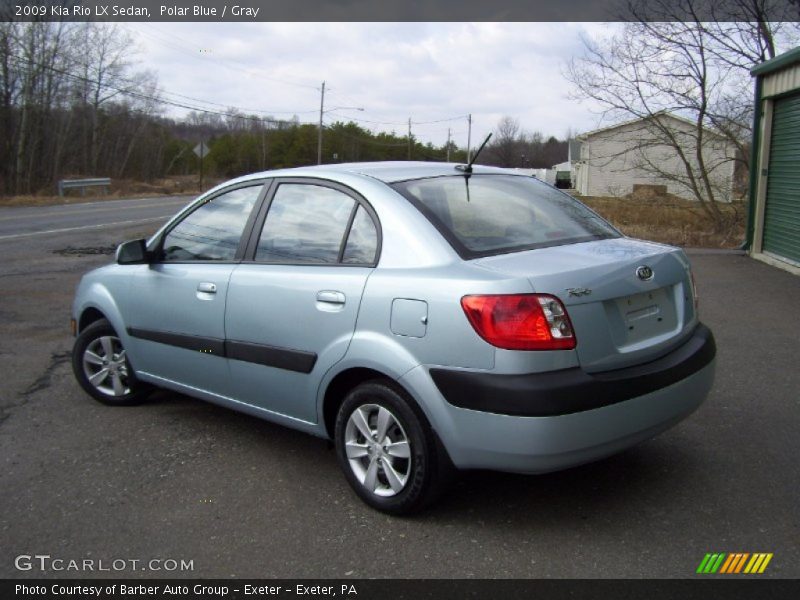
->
(123, 22), (618, 148)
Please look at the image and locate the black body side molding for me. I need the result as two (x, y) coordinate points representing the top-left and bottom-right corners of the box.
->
(430, 324), (716, 417)
(126, 328), (317, 374)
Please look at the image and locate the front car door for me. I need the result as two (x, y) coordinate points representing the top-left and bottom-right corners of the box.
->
(126, 183), (266, 396)
(224, 179), (380, 423)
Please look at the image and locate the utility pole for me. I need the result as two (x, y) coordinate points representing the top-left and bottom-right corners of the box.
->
(194, 141), (209, 191)
(317, 81), (325, 165)
(407, 117), (412, 160)
(467, 114), (472, 162)
(446, 128), (451, 162)
(261, 119), (267, 169)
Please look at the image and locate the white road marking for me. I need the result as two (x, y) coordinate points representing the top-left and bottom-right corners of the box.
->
(0, 216), (171, 241)
(0, 198), (190, 222)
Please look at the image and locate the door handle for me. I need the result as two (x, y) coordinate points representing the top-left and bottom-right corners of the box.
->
(197, 282), (217, 294)
(316, 290), (345, 304)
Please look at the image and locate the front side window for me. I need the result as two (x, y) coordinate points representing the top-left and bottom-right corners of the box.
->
(392, 175), (620, 258)
(161, 185), (262, 261)
(256, 184), (358, 264)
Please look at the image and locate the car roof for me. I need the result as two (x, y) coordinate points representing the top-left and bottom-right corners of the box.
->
(318, 161), (516, 182)
(224, 161), (519, 186)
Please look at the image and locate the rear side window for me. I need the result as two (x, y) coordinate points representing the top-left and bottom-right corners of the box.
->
(256, 184), (360, 264)
(392, 175), (619, 258)
(342, 205), (378, 264)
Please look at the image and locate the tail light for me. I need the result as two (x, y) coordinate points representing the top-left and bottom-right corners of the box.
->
(460, 294), (576, 350)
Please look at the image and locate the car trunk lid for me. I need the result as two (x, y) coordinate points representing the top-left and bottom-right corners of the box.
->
(473, 238), (697, 372)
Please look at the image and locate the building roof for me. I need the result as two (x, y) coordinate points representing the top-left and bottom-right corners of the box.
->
(576, 111), (729, 142)
(751, 46), (800, 77)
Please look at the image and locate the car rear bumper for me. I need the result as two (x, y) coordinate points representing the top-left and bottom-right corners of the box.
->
(430, 323), (715, 417)
(400, 324), (716, 473)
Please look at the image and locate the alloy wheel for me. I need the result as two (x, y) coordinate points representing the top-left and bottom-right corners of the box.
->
(82, 335), (130, 397)
(344, 403), (412, 497)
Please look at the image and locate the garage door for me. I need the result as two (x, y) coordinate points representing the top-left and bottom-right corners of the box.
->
(763, 93), (800, 265)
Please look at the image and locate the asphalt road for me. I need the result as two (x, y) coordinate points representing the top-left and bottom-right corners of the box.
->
(0, 195), (193, 240)
(0, 198), (798, 579)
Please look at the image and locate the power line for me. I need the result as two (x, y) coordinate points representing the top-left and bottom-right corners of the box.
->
(8, 54), (318, 127)
(325, 111), (409, 126)
(9, 54), (467, 148)
(131, 23), (320, 91)
(325, 110), (470, 129)
(15, 43), (316, 119)
(324, 114), (469, 147)
(413, 115), (470, 125)
(326, 87), (470, 128)
(151, 89), (319, 117)
(325, 87), (366, 110)
(322, 120), (408, 148)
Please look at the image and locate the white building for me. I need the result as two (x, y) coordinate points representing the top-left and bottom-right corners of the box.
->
(572, 113), (737, 201)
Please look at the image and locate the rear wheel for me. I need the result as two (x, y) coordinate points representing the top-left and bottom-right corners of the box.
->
(334, 381), (448, 514)
(72, 318), (148, 406)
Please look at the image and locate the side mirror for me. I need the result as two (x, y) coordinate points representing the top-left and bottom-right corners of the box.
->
(116, 239), (150, 265)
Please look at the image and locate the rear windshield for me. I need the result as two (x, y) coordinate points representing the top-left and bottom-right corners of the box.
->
(392, 174), (620, 259)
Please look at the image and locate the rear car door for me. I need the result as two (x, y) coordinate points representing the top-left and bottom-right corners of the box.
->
(224, 179), (380, 423)
(126, 183), (265, 395)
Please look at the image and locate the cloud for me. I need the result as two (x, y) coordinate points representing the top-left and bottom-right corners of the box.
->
(125, 22), (613, 146)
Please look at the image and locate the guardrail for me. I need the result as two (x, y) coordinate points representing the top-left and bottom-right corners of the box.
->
(58, 178), (111, 197)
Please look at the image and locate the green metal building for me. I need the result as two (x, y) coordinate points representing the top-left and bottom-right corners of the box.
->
(747, 47), (800, 274)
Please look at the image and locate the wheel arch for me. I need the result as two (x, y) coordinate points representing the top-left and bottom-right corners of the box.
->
(78, 306), (107, 332)
(320, 365), (450, 470)
(322, 367), (396, 439)
(74, 280), (127, 337)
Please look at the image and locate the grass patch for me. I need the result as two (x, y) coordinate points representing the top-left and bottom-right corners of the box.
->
(0, 175), (221, 207)
(579, 195), (747, 249)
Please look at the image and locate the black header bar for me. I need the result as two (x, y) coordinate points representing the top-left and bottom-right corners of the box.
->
(3, 579), (800, 600)
(3, 0), (800, 22)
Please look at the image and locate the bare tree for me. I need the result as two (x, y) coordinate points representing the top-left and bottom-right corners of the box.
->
(115, 70), (162, 178)
(566, 0), (799, 226)
(488, 116), (523, 166)
(72, 23), (142, 173)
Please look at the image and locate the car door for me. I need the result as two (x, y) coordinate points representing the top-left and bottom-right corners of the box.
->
(224, 179), (380, 423)
(125, 183), (266, 396)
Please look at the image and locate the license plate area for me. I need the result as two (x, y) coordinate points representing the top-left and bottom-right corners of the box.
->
(607, 286), (678, 348)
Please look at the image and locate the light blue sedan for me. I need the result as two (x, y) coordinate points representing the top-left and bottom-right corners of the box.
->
(71, 162), (716, 513)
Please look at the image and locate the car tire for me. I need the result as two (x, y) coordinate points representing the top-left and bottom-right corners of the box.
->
(72, 318), (149, 406)
(334, 380), (450, 514)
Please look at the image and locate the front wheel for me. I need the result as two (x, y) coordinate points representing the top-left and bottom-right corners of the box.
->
(334, 381), (449, 514)
(72, 318), (148, 406)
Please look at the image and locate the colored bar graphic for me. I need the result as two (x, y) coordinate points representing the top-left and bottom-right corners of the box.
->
(733, 553), (749, 573)
(697, 553), (727, 573)
(720, 553), (740, 574)
(719, 552), (750, 573)
(719, 554), (736, 573)
(697, 554), (713, 573)
(758, 554), (773, 573)
(710, 553), (726, 573)
(744, 554), (760, 573)
(699, 552), (773, 574)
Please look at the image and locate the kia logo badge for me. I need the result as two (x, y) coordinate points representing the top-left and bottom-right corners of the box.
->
(636, 265), (654, 281)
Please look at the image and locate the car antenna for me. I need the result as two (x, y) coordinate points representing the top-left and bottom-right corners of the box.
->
(455, 133), (492, 177)
(456, 132), (492, 202)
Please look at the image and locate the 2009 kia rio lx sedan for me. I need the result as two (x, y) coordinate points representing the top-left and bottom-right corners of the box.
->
(71, 162), (716, 514)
